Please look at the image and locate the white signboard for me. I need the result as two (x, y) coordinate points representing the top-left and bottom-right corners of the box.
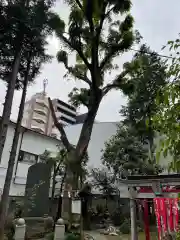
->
(72, 200), (81, 214)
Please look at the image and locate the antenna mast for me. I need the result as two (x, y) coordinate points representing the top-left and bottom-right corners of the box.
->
(43, 79), (48, 95)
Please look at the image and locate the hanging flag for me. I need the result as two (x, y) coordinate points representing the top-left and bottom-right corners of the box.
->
(159, 198), (168, 234)
(154, 198), (162, 240)
(173, 198), (179, 232)
(166, 198), (174, 232)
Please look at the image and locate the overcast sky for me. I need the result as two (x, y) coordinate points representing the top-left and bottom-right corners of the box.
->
(0, 0), (179, 122)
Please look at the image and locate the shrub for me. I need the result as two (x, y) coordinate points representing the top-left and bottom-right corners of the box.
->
(176, 230), (180, 240)
(119, 219), (130, 234)
(4, 214), (15, 240)
(45, 232), (54, 240)
(111, 208), (125, 226)
(65, 233), (81, 240)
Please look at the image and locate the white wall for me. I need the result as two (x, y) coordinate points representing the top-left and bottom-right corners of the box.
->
(0, 123), (61, 196)
(65, 122), (172, 171)
(65, 122), (118, 169)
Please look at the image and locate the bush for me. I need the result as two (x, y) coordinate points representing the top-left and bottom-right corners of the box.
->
(176, 230), (180, 240)
(119, 219), (130, 234)
(45, 232), (54, 240)
(4, 214), (15, 240)
(111, 208), (124, 226)
(65, 233), (81, 240)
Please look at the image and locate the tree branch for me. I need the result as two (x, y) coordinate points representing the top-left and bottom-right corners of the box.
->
(65, 65), (91, 86)
(100, 43), (124, 71)
(48, 98), (72, 152)
(75, 0), (83, 9)
(102, 70), (128, 96)
(61, 35), (91, 69)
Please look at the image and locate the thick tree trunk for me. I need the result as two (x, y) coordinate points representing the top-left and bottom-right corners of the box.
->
(0, 52), (21, 162)
(0, 61), (29, 239)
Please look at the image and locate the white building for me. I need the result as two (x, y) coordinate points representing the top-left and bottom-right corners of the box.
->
(0, 120), (61, 197)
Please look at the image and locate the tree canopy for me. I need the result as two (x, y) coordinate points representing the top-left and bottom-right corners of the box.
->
(48, 0), (140, 179)
(121, 44), (168, 145)
(152, 38), (180, 171)
(102, 45), (166, 177)
(102, 123), (162, 178)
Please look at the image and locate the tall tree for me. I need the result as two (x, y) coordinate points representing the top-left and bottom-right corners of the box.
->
(0, 0), (57, 237)
(102, 45), (167, 177)
(121, 44), (168, 151)
(102, 123), (162, 178)
(0, 0), (56, 163)
(152, 38), (180, 171)
(48, 0), (139, 189)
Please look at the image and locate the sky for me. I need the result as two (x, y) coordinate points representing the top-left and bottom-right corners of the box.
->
(0, 0), (180, 122)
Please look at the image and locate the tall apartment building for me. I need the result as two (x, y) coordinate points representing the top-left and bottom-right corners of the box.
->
(22, 92), (77, 137)
(22, 92), (50, 134)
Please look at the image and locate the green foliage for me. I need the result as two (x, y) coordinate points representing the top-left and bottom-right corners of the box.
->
(102, 45), (166, 177)
(91, 168), (116, 198)
(119, 218), (130, 234)
(121, 44), (168, 144)
(65, 233), (81, 240)
(0, 0), (56, 88)
(52, 0), (138, 109)
(45, 232), (54, 240)
(152, 37), (180, 170)
(4, 214), (15, 240)
(176, 229), (180, 240)
(102, 123), (162, 178)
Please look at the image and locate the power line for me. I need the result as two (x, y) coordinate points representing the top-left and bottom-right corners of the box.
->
(130, 48), (176, 60)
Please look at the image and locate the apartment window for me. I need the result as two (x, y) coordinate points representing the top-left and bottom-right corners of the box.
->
(18, 150), (38, 164)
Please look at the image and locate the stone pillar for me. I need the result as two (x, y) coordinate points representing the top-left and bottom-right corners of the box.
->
(14, 218), (26, 240)
(54, 218), (65, 240)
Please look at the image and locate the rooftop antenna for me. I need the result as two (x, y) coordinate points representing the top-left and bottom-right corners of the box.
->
(43, 79), (48, 95)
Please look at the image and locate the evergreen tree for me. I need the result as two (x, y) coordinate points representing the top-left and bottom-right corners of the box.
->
(121, 44), (168, 148)
(102, 123), (162, 178)
(102, 45), (167, 178)
(0, 0), (57, 237)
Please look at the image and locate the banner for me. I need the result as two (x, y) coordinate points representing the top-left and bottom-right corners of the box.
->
(153, 198), (162, 240)
(159, 198), (168, 233)
(154, 197), (179, 238)
(173, 198), (179, 232)
(166, 198), (174, 232)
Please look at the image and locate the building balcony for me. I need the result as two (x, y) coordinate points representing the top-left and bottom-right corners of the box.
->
(31, 123), (45, 133)
(36, 98), (49, 108)
(32, 113), (47, 124)
(34, 106), (48, 116)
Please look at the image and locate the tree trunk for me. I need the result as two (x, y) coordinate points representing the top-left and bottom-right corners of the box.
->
(0, 59), (29, 239)
(0, 52), (21, 162)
